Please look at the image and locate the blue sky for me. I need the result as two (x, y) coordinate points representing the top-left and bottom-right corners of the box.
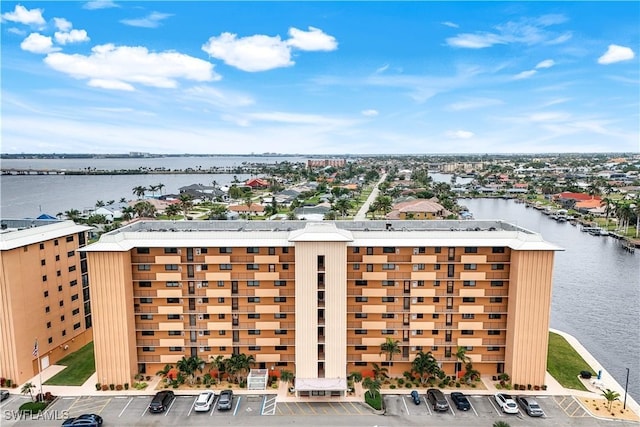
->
(1, 1), (638, 154)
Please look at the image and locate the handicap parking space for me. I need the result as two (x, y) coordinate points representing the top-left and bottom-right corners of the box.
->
(234, 394), (265, 417)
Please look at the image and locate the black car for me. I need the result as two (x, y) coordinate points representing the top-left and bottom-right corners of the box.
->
(61, 414), (103, 426)
(450, 392), (471, 411)
(426, 388), (449, 412)
(0, 390), (9, 401)
(217, 389), (233, 411)
(410, 390), (421, 405)
(149, 390), (174, 413)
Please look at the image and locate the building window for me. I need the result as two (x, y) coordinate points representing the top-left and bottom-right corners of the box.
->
(488, 346), (500, 351)
(141, 331), (155, 336)
(413, 264), (425, 271)
(46, 321), (51, 328)
(382, 313), (395, 319)
(54, 240), (59, 246)
(355, 296), (368, 303)
(382, 280), (395, 287)
(167, 298), (180, 304)
(48, 337), (53, 344)
(71, 294), (79, 301)
(142, 346), (154, 352)
(167, 314), (180, 320)
(352, 247), (360, 254)
(355, 313), (368, 318)
(433, 297), (440, 303)
(417, 247), (426, 254)
(218, 314), (225, 319)
(461, 330), (474, 335)
(200, 248), (208, 254)
(382, 247), (395, 254)
(169, 347), (183, 351)
(355, 329), (367, 335)
(55, 255), (60, 261)
(59, 300), (64, 307)
(220, 264), (232, 270)
(488, 330), (500, 335)
(434, 247), (441, 253)
(432, 313), (439, 319)
(218, 297), (225, 303)
(490, 297), (503, 303)
(60, 315), (65, 321)
(168, 331), (181, 336)
(274, 280), (286, 287)
(165, 264), (178, 271)
(164, 248), (178, 254)
(492, 264), (505, 270)
(219, 247), (232, 254)
(355, 345), (367, 351)
(248, 297), (260, 303)
(489, 314), (502, 319)
(72, 308), (80, 316)
(248, 330), (260, 335)
(432, 280), (439, 287)
(247, 247), (259, 254)
(275, 330), (287, 335)
(462, 297), (476, 303)
(381, 329), (394, 335)
(44, 291), (49, 298)
(42, 275), (47, 282)
(247, 264), (259, 270)
(268, 247), (276, 255)
(282, 263), (289, 270)
(247, 280), (260, 287)
(492, 247), (505, 253)
(464, 247), (478, 253)
(463, 264), (477, 270)
(462, 314), (475, 319)
(57, 270), (62, 277)
(274, 297), (287, 303)
(491, 281), (504, 287)
(355, 280), (367, 286)
(463, 280), (476, 287)
(366, 247), (373, 255)
(275, 313), (287, 319)
(137, 247), (150, 254)
(138, 265), (151, 271)
(381, 297), (394, 303)
(166, 282), (180, 287)
(248, 313), (261, 319)
(67, 250), (75, 257)
(41, 259), (46, 266)
(139, 281), (152, 288)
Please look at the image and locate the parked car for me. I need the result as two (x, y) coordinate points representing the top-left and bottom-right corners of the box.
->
(410, 390), (421, 405)
(217, 389), (233, 411)
(0, 390), (9, 401)
(494, 393), (519, 414)
(61, 414), (103, 426)
(194, 391), (215, 412)
(450, 392), (471, 411)
(149, 390), (174, 413)
(517, 396), (544, 417)
(426, 388), (449, 412)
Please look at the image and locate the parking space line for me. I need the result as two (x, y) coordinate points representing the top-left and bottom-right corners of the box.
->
(487, 396), (502, 416)
(118, 397), (133, 418)
(164, 396), (177, 416)
(186, 396), (197, 417)
(402, 395), (410, 415)
(233, 396), (241, 416)
(141, 405), (149, 417)
(470, 399), (479, 417)
(423, 396), (432, 415)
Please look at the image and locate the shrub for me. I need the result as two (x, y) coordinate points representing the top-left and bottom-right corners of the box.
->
(19, 402), (47, 414)
(115, 385), (123, 391)
(364, 391), (382, 411)
(455, 382), (461, 388)
(471, 383), (476, 388)
(519, 384), (526, 391)
(109, 384), (115, 391)
(541, 385), (548, 390)
(390, 385), (396, 389)
(405, 383), (412, 389)
(534, 385), (540, 390)
(513, 383), (519, 390)
(101, 385), (108, 391)
(504, 383), (512, 390)
(134, 382), (147, 390)
(124, 383), (129, 390)
(95, 383), (101, 391)
(495, 383), (502, 390)
(0, 378), (5, 387)
(397, 378), (405, 385)
(527, 384), (532, 390)
(5, 379), (12, 388)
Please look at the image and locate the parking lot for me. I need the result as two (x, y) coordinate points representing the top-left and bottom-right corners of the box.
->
(2, 392), (639, 426)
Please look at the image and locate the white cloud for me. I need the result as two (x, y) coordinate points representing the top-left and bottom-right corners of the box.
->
(375, 64), (389, 74)
(446, 15), (571, 49)
(446, 130), (474, 139)
(20, 33), (60, 54)
(247, 111), (353, 127)
(446, 98), (503, 111)
(43, 44), (219, 90)
(514, 70), (537, 80)
(53, 17), (72, 32)
(7, 27), (26, 36)
(202, 32), (293, 72)
(287, 26), (337, 51)
(55, 29), (90, 45)
(182, 86), (255, 108)
(1, 5), (46, 27)
(535, 59), (555, 69)
(120, 12), (172, 28)
(361, 109), (379, 117)
(202, 27), (337, 72)
(598, 44), (635, 64)
(441, 21), (459, 28)
(83, 0), (119, 10)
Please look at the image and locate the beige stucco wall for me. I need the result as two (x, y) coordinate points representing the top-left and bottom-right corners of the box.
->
(87, 251), (138, 385)
(505, 250), (555, 386)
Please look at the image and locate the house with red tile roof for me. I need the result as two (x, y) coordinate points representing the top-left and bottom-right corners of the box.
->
(245, 178), (269, 189)
(386, 198), (451, 220)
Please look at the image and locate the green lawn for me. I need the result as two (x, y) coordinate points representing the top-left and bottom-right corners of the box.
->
(547, 332), (589, 391)
(44, 342), (95, 386)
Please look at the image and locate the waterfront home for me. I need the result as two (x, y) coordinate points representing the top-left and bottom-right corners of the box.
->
(386, 198), (450, 220)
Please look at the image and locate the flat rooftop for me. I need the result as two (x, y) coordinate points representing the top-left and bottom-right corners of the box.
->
(0, 219), (93, 250)
(84, 220), (563, 252)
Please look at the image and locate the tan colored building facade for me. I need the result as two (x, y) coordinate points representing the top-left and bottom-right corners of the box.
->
(84, 220), (561, 393)
(0, 220), (93, 385)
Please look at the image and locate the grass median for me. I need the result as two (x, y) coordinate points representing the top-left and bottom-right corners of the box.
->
(547, 332), (589, 391)
(44, 342), (95, 386)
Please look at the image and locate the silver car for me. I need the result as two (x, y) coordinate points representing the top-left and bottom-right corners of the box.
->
(516, 396), (544, 417)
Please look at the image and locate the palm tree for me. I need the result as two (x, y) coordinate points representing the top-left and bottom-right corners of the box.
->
(380, 337), (401, 365)
(602, 388), (620, 411)
(178, 194), (193, 219)
(156, 183), (165, 195)
(334, 198), (352, 218)
(156, 363), (173, 377)
(362, 376), (381, 399)
(119, 197), (127, 203)
(133, 201), (156, 218)
(148, 184), (159, 198)
(164, 203), (182, 219)
(132, 186), (147, 199)
(348, 371), (363, 383)
(95, 200), (105, 208)
(370, 362), (388, 381)
(21, 382), (36, 401)
(176, 356), (205, 385)
(374, 195), (392, 216)
(121, 206), (135, 221)
(492, 421), (511, 427)
(412, 350), (440, 385)
(64, 209), (81, 221)
(454, 346), (471, 379)
(279, 370), (294, 384)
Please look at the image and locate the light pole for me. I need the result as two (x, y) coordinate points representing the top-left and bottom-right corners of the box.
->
(623, 367), (629, 410)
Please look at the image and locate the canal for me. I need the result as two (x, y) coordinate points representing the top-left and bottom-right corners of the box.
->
(462, 197), (639, 400)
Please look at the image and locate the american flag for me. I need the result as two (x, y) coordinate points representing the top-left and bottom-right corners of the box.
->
(32, 340), (38, 357)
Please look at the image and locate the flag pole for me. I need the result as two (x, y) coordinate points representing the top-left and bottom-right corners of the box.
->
(34, 338), (43, 401)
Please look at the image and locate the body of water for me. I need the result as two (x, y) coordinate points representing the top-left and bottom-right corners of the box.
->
(463, 198), (639, 401)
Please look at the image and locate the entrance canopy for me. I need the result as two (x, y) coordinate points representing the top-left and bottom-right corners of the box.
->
(294, 378), (348, 391)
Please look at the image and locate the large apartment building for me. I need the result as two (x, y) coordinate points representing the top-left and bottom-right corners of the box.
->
(0, 219), (93, 385)
(84, 220), (560, 395)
